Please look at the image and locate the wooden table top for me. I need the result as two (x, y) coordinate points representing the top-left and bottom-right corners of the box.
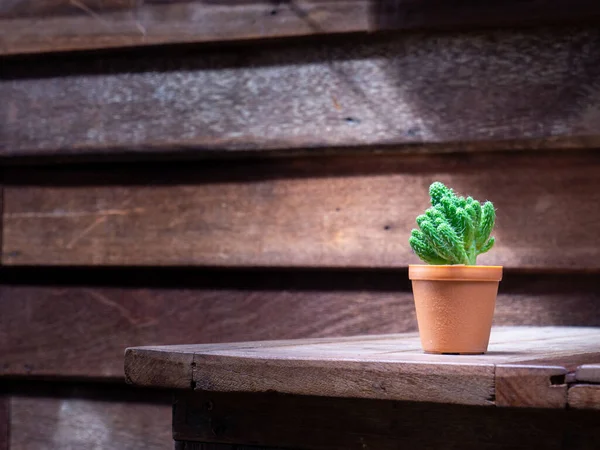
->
(125, 326), (600, 409)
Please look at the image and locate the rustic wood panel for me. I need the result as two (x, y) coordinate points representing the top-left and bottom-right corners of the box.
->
(126, 327), (600, 405)
(568, 384), (600, 410)
(4, 27), (600, 158)
(495, 365), (567, 408)
(576, 364), (600, 383)
(173, 390), (600, 449)
(4, 152), (600, 267)
(8, 383), (172, 450)
(3, 0), (600, 56)
(0, 1), (367, 56)
(0, 280), (412, 379)
(2, 270), (600, 379)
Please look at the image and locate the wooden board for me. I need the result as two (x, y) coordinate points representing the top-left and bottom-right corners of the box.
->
(3, 0), (600, 56)
(8, 383), (172, 450)
(173, 390), (600, 450)
(0, 281), (413, 379)
(4, 27), (600, 158)
(125, 327), (600, 407)
(2, 271), (600, 379)
(495, 365), (567, 408)
(5, 152), (600, 267)
(576, 364), (600, 383)
(568, 384), (600, 410)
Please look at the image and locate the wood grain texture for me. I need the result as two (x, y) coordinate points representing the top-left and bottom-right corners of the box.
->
(4, 27), (600, 157)
(3, 270), (600, 379)
(192, 353), (495, 405)
(0, 280), (413, 379)
(5, 152), (600, 267)
(8, 383), (172, 450)
(0, 1), (368, 55)
(126, 327), (600, 407)
(495, 365), (567, 408)
(576, 364), (600, 383)
(173, 390), (600, 449)
(4, 0), (600, 56)
(568, 384), (600, 410)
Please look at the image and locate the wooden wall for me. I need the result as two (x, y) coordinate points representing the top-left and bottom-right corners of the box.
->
(2, 1), (600, 448)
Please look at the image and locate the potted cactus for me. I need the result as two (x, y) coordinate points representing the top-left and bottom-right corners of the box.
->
(408, 182), (502, 354)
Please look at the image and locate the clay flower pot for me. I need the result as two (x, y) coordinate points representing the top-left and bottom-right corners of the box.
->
(409, 264), (503, 354)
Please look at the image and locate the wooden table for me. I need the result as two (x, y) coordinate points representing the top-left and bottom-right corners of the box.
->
(125, 327), (600, 449)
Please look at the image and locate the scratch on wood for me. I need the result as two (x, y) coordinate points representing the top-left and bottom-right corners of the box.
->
(65, 215), (107, 249)
(69, 0), (111, 27)
(82, 288), (158, 327)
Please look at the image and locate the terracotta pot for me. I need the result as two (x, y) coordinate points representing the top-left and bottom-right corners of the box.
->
(409, 265), (503, 354)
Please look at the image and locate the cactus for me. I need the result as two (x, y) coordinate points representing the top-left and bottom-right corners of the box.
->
(409, 182), (496, 265)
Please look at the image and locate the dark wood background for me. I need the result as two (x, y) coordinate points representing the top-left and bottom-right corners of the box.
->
(2, 1), (600, 448)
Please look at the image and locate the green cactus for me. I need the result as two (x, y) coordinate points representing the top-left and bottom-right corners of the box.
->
(409, 182), (496, 265)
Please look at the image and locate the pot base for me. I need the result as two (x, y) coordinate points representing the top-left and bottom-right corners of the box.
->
(425, 351), (485, 355)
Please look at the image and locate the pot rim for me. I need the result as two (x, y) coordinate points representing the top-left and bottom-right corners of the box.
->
(409, 264), (503, 282)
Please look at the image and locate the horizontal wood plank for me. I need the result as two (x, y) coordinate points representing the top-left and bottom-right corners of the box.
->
(4, 27), (600, 157)
(576, 364), (600, 383)
(173, 390), (600, 449)
(3, 1), (600, 56)
(4, 152), (600, 267)
(2, 270), (600, 379)
(126, 327), (600, 407)
(0, 282), (412, 379)
(568, 384), (600, 410)
(8, 383), (172, 450)
(495, 365), (567, 408)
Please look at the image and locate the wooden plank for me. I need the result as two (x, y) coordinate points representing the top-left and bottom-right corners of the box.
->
(5, 152), (600, 267)
(125, 327), (600, 406)
(3, 1), (600, 56)
(0, 397), (8, 450)
(173, 390), (600, 449)
(3, 271), (600, 379)
(568, 384), (600, 410)
(0, 1), (367, 56)
(4, 27), (600, 158)
(0, 280), (414, 379)
(495, 365), (567, 408)
(193, 354), (495, 406)
(576, 364), (600, 383)
(8, 383), (172, 450)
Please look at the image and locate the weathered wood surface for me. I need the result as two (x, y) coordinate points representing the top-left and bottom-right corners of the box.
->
(3, 271), (600, 379)
(8, 383), (172, 450)
(495, 365), (567, 408)
(4, 152), (600, 267)
(126, 327), (600, 407)
(3, 0), (600, 56)
(568, 384), (600, 410)
(0, 1), (367, 56)
(4, 28), (600, 158)
(174, 390), (600, 450)
(576, 364), (600, 383)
